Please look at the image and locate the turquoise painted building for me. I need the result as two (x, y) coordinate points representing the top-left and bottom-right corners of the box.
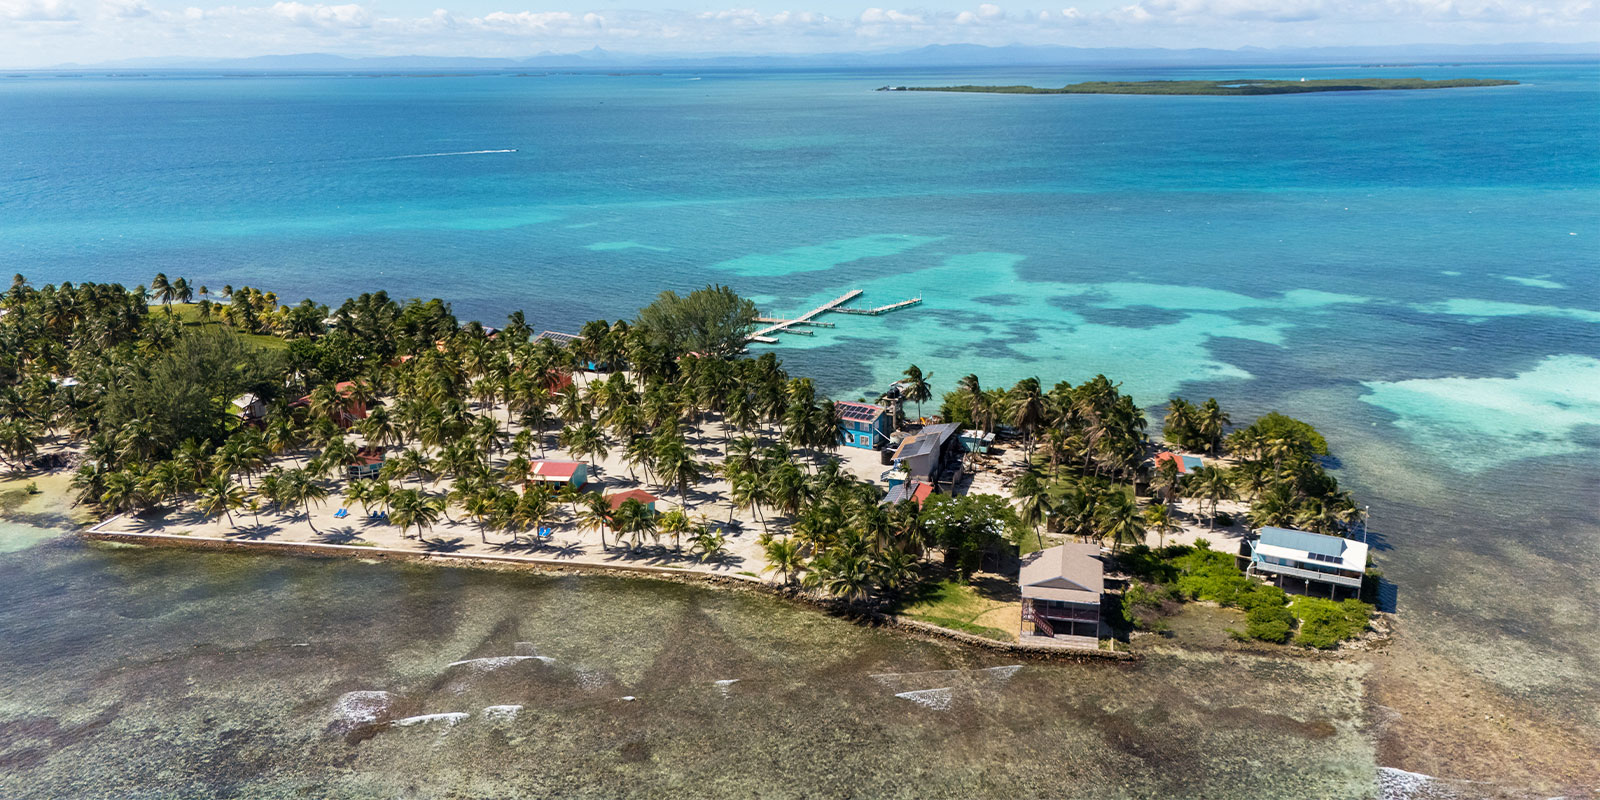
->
(836, 401), (891, 450)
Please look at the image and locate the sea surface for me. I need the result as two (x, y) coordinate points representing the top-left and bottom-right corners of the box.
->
(1, 62), (1597, 796)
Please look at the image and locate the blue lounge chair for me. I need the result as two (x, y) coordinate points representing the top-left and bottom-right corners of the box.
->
(334, 508), (349, 519)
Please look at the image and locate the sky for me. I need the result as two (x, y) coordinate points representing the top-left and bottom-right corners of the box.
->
(1, 0), (1597, 67)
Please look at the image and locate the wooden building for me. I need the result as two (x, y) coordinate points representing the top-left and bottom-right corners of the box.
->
(835, 401), (892, 450)
(1020, 543), (1104, 645)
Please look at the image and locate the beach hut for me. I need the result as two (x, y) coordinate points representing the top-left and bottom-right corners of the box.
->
(1245, 527), (1368, 599)
(605, 489), (658, 513)
(1153, 451), (1204, 475)
(346, 447), (385, 480)
(232, 393), (266, 425)
(835, 401), (892, 450)
(1019, 543), (1104, 644)
(526, 460), (589, 490)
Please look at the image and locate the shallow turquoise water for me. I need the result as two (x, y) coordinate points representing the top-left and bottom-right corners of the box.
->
(1, 61), (1598, 782)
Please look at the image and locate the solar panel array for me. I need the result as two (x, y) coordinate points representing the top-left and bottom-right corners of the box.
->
(835, 402), (882, 421)
(535, 330), (580, 344)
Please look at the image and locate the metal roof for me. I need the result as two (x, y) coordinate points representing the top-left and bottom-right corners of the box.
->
(894, 423), (960, 460)
(535, 330), (580, 344)
(1258, 526), (1350, 559)
(606, 489), (658, 509)
(882, 481), (933, 506)
(529, 461), (584, 480)
(1020, 543), (1104, 605)
(835, 401), (884, 422)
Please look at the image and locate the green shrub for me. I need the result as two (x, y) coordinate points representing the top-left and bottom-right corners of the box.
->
(1290, 597), (1372, 648)
(1122, 580), (1178, 630)
(1245, 604), (1296, 643)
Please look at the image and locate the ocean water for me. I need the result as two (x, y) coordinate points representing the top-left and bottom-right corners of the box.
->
(1, 62), (1598, 791)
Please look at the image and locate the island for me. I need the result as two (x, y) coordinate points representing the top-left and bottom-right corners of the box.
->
(878, 78), (1518, 95)
(0, 274), (1383, 656)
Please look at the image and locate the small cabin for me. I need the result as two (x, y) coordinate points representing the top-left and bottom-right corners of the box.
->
(836, 401), (892, 450)
(959, 429), (995, 454)
(890, 423), (963, 488)
(606, 489), (658, 514)
(1020, 543), (1104, 645)
(1246, 527), (1367, 599)
(346, 447), (385, 480)
(232, 392), (266, 424)
(526, 460), (588, 490)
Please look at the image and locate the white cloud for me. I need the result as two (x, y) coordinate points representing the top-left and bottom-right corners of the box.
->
(2, 0), (78, 21)
(0, 0), (1595, 66)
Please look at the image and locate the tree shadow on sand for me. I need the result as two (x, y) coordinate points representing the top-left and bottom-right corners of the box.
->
(315, 528), (366, 545)
(228, 524), (279, 541)
(421, 537), (467, 553)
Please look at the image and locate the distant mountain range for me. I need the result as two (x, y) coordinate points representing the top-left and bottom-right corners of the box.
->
(52, 42), (1600, 71)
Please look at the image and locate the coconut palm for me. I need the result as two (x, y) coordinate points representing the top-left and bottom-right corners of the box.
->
(900, 364), (932, 423)
(1096, 490), (1146, 552)
(1143, 502), (1177, 548)
(653, 438), (703, 509)
(1187, 465), (1237, 530)
(762, 536), (805, 585)
(196, 473), (245, 528)
(657, 508), (691, 552)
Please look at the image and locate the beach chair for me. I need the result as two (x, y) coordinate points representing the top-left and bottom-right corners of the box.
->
(334, 508), (349, 519)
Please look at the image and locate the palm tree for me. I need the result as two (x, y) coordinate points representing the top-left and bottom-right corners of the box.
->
(1199, 398), (1230, 456)
(149, 273), (172, 307)
(1096, 490), (1146, 552)
(1187, 465), (1237, 530)
(657, 508), (691, 552)
(1143, 502), (1177, 548)
(196, 473), (245, 528)
(560, 422), (606, 469)
(690, 527), (727, 564)
(1013, 471), (1048, 551)
(900, 365), (932, 423)
(762, 536), (805, 585)
(612, 498), (657, 550)
(576, 492), (613, 550)
(654, 438), (703, 509)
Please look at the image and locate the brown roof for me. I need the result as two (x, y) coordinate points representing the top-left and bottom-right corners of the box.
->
(1019, 543), (1104, 605)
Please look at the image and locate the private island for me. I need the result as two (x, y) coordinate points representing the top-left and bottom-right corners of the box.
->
(0, 275), (1382, 655)
(878, 77), (1518, 95)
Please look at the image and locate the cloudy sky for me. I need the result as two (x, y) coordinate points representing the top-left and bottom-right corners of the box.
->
(2, 0), (1596, 66)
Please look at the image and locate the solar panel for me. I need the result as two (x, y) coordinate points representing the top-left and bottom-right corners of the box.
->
(535, 330), (580, 344)
(835, 402), (882, 421)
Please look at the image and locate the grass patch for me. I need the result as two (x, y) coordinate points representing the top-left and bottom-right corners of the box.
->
(912, 615), (1012, 641)
(737, 570), (759, 578)
(892, 579), (1017, 641)
(150, 304), (288, 351)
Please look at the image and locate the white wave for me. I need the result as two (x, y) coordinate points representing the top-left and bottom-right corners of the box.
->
(713, 678), (739, 697)
(481, 705), (523, 721)
(393, 712), (469, 727)
(894, 687), (954, 711)
(981, 665), (1022, 682)
(378, 149), (517, 160)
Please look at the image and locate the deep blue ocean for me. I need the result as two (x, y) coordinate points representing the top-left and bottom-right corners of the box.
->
(2, 61), (1598, 736)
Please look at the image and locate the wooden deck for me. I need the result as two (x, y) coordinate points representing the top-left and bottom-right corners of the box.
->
(749, 290), (862, 342)
(830, 297), (922, 315)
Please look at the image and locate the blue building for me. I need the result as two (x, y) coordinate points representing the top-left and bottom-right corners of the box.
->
(835, 401), (892, 449)
(1247, 527), (1369, 599)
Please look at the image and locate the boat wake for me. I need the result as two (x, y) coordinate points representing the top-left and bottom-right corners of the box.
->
(378, 149), (517, 160)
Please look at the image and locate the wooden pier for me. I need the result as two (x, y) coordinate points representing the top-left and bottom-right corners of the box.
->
(748, 290), (921, 344)
(749, 290), (862, 343)
(831, 297), (922, 316)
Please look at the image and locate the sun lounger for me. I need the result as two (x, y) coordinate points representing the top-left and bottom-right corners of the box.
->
(334, 508), (349, 519)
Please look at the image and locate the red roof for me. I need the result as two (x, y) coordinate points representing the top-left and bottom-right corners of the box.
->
(911, 482), (935, 505)
(1154, 451), (1190, 474)
(606, 489), (658, 510)
(528, 461), (584, 480)
(352, 447), (385, 466)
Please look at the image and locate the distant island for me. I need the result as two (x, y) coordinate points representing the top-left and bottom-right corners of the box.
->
(879, 78), (1518, 95)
